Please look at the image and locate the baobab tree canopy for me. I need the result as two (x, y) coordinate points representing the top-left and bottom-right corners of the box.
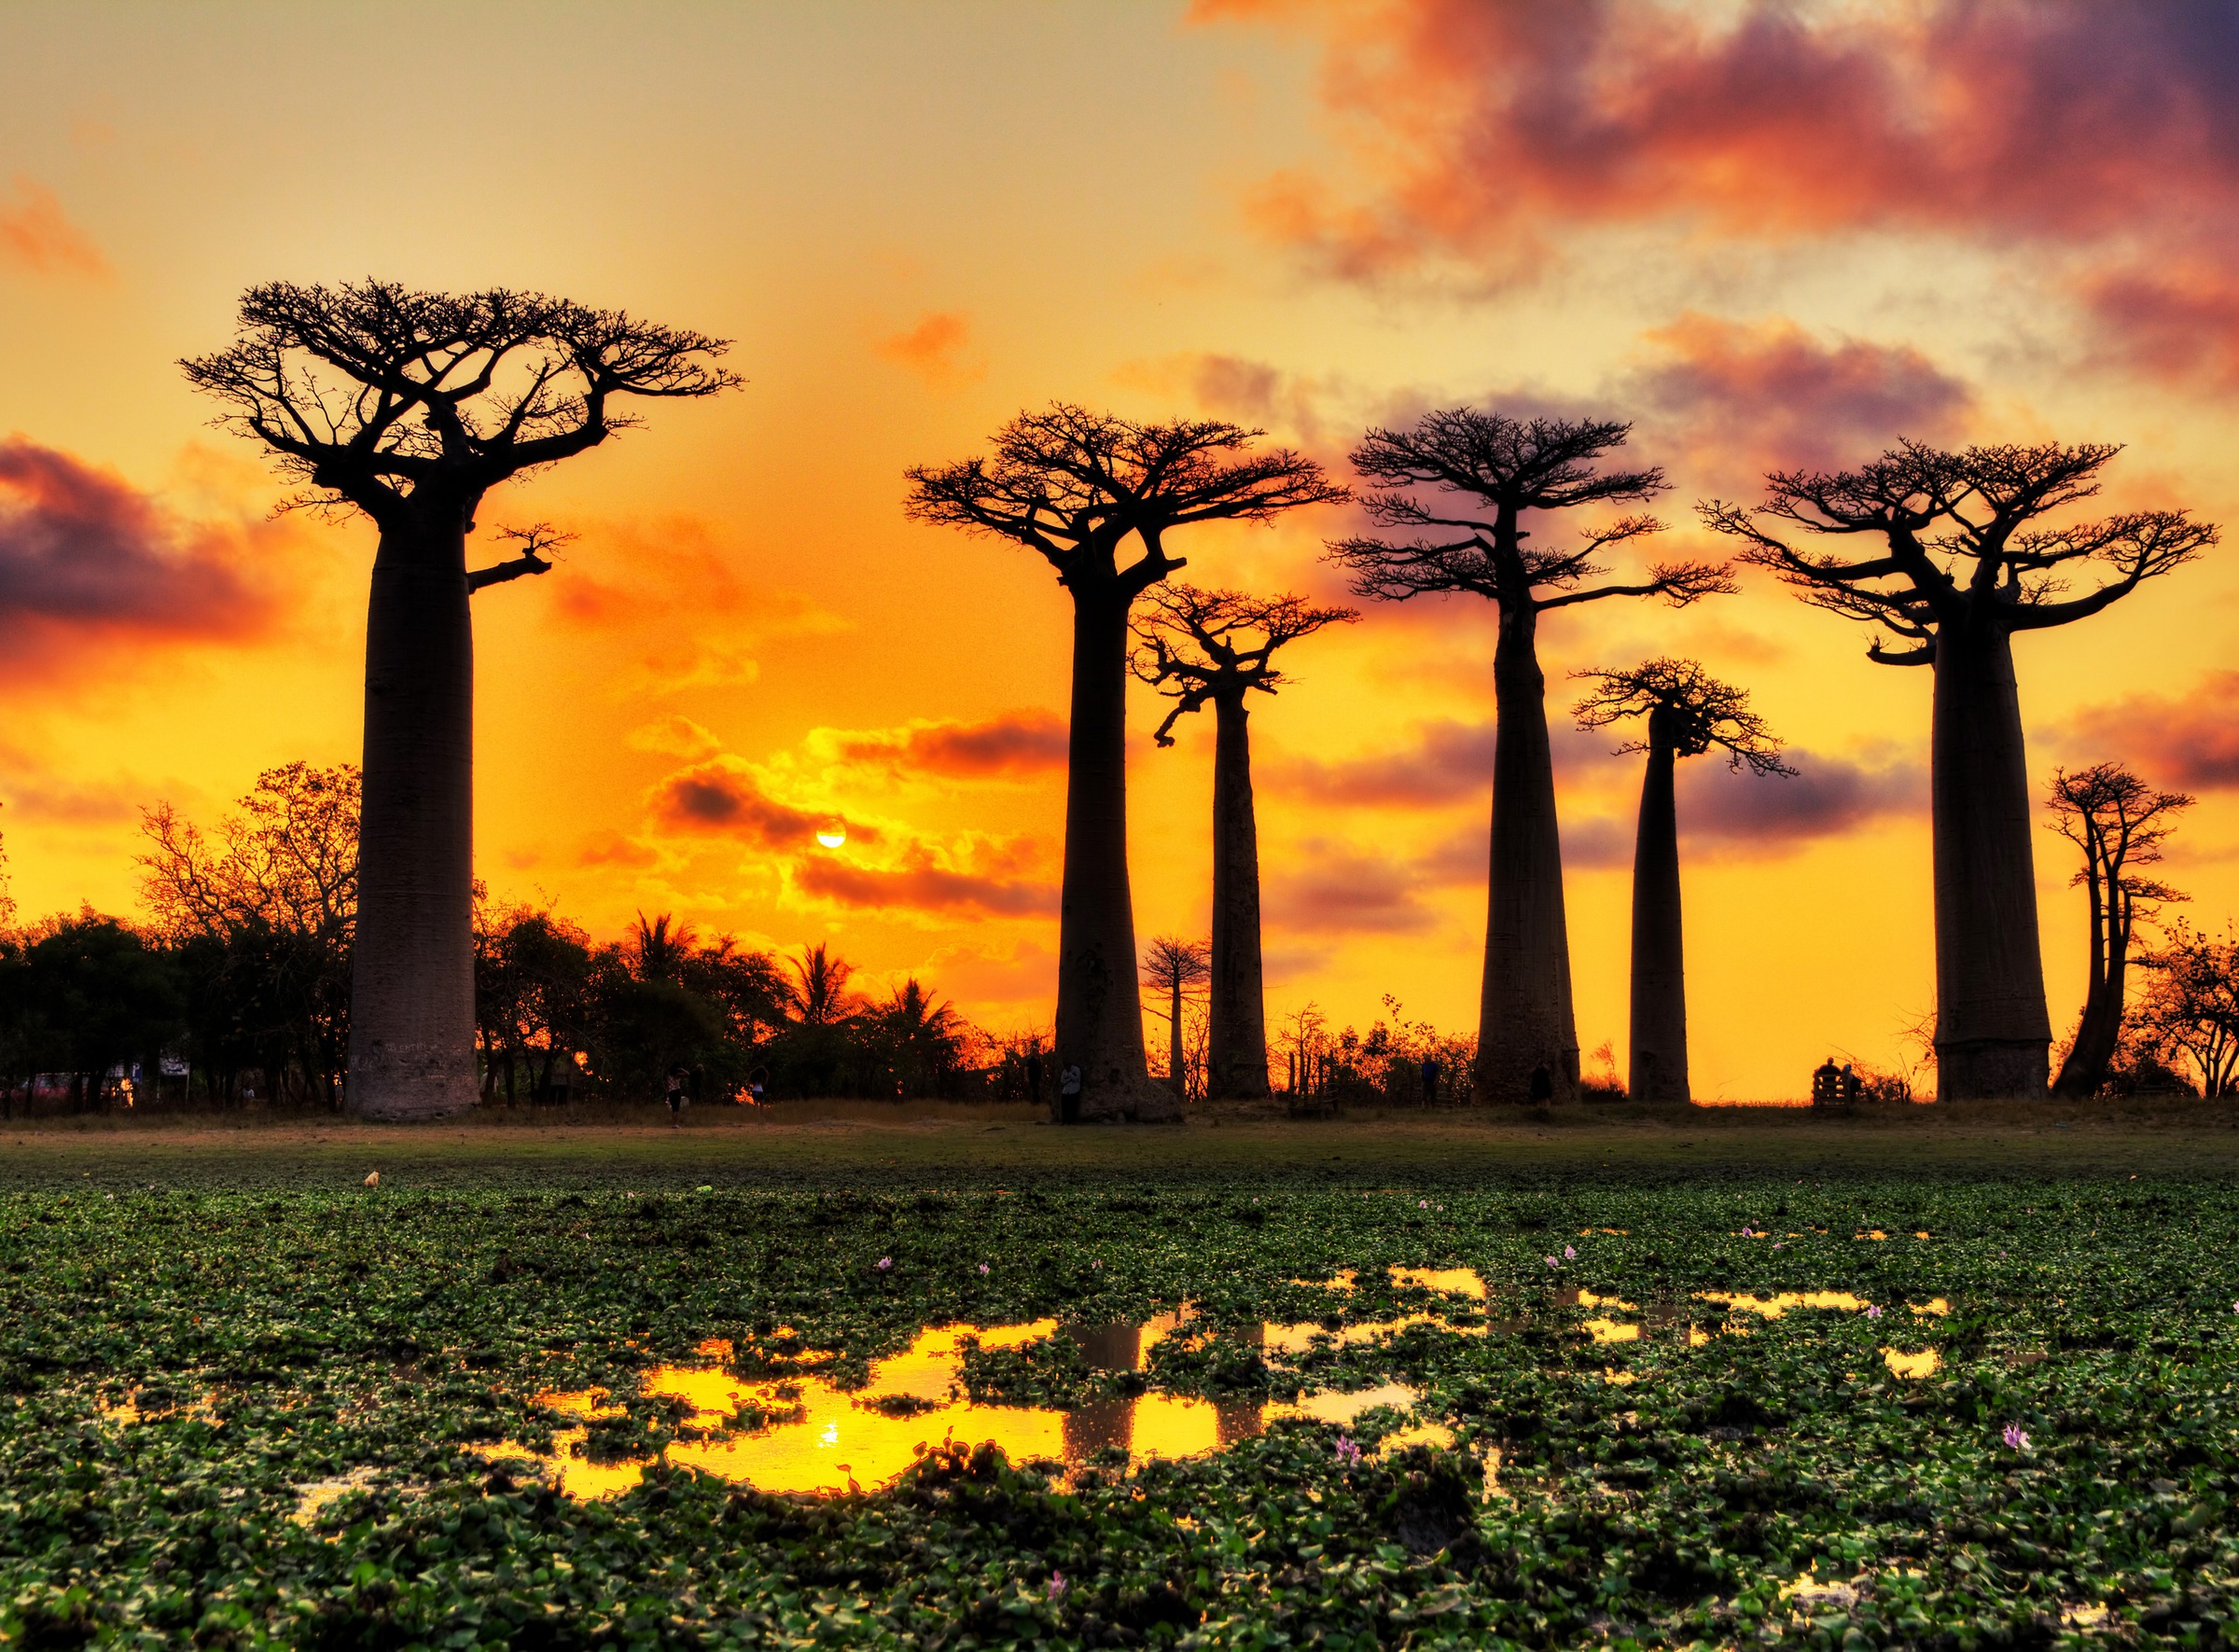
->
(1705, 441), (2216, 1100)
(1130, 585), (1357, 745)
(1329, 410), (1733, 1105)
(905, 408), (1345, 1122)
(1572, 658), (1792, 776)
(183, 281), (739, 1119)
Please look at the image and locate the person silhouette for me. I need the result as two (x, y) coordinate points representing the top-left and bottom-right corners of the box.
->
(1420, 1056), (1439, 1106)
(1059, 1062), (1082, 1125)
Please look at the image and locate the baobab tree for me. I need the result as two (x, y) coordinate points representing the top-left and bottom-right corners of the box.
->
(2045, 762), (2190, 1098)
(1328, 411), (1732, 1104)
(182, 283), (737, 1119)
(1704, 442), (2213, 1099)
(1132, 585), (1356, 1097)
(906, 407), (1344, 1122)
(1572, 659), (1790, 1104)
(1141, 935), (1211, 1103)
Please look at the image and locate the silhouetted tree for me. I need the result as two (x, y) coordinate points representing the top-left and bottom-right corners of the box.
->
(140, 763), (359, 1105)
(1132, 585), (1356, 1097)
(867, 979), (968, 1097)
(907, 407), (1344, 1122)
(2046, 763), (2191, 1098)
(1572, 659), (1790, 1104)
(1328, 410), (1731, 1104)
(183, 282), (738, 1119)
(16, 913), (183, 1110)
(2130, 919), (2239, 1097)
(1141, 935), (1211, 1102)
(1705, 442), (2213, 1098)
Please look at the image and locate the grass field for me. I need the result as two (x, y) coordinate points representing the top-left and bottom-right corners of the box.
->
(5, 1104), (2238, 1646)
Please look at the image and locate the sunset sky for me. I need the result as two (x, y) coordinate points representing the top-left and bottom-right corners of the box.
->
(4, 1), (2238, 1099)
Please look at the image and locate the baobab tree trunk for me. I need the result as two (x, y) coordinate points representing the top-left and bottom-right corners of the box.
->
(349, 509), (480, 1120)
(1479, 600), (1580, 1104)
(1054, 590), (1177, 1122)
(1628, 727), (1689, 1103)
(1931, 620), (2051, 1100)
(1208, 691), (1271, 1098)
(2053, 885), (2129, 1097)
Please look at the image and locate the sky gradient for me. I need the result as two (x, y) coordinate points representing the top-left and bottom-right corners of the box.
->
(4, 0), (2237, 1099)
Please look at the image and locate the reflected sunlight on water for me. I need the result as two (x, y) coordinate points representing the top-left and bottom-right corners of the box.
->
(479, 1317), (1458, 1500)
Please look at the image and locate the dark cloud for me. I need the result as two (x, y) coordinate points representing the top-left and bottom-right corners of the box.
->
(795, 854), (1057, 918)
(0, 437), (271, 668)
(2066, 673), (2239, 789)
(1630, 314), (1975, 480)
(1274, 717), (1631, 811)
(1266, 842), (1438, 934)
(1676, 744), (1923, 850)
(835, 710), (1068, 777)
(647, 758), (879, 850)
(1212, 1), (2239, 284)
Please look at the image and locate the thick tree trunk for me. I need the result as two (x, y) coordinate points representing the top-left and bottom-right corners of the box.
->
(1478, 599), (1579, 1103)
(1628, 730), (1689, 1103)
(1931, 619), (2051, 1099)
(1053, 591), (1177, 1122)
(349, 510), (480, 1119)
(1207, 691), (1270, 1098)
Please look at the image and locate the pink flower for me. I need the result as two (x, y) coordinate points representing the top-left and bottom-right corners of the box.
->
(1333, 1435), (1363, 1465)
(978, 1262), (990, 1275)
(1866, 1304), (1884, 1319)
(2003, 1423), (2031, 1451)
(1564, 1245), (1577, 1260)
(1047, 1571), (1067, 1600)
(1545, 1256), (1559, 1269)
(876, 1256), (892, 1270)
(1419, 1200), (1428, 1208)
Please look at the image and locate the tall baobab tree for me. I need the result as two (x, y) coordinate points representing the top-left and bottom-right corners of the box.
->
(1572, 659), (1791, 1104)
(1328, 411), (1732, 1104)
(182, 283), (737, 1119)
(1704, 442), (2213, 1099)
(1141, 935), (1211, 1103)
(1132, 585), (1356, 1097)
(2045, 763), (2190, 1099)
(906, 407), (1344, 1122)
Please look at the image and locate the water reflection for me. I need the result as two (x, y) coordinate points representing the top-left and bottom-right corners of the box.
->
(480, 1318), (1453, 1501)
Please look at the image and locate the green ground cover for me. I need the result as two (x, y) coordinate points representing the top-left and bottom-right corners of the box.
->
(4, 1111), (2237, 1647)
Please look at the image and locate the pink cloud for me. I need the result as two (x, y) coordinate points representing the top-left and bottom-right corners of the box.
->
(0, 177), (106, 278)
(796, 852), (1057, 918)
(833, 710), (1067, 778)
(2066, 673), (2239, 790)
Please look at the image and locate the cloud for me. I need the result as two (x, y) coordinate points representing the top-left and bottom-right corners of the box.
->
(1676, 744), (1923, 852)
(0, 177), (107, 278)
(1265, 840), (1439, 934)
(795, 850), (1057, 918)
(1629, 314), (1976, 482)
(827, 710), (1067, 778)
(627, 715), (725, 760)
(876, 310), (985, 386)
(647, 757), (877, 850)
(576, 829), (661, 870)
(1209, 2), (2239, 288)
(1272, 717), (1632, 811)
(2066, 673), (2239, 789)
(0, 437), (275, 674)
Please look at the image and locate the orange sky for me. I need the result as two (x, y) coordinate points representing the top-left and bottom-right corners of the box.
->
(4, 1), (2238, 1099)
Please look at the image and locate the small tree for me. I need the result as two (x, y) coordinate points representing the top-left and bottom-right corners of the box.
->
(907, 407), (1344, 1122)
(1142, 935), (1211, 1102)
(1328, 410), (1731, 1103)
(183, 282), (738, 1119)
(2131, 920), (2239, 1097)
(1572, 659), (1790, 1104)
(1705, 441), (2213, 1099)
(1132, 586), (1356, 1097)
(2045, 763), (2191, 1098)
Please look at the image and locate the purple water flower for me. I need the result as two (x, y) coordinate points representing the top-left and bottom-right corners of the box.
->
(1419, 1200), (1428, 1208)
(978, 1262), (991, 1275)
(876, 1256), (892, 1270)
(2004, 1423), (2031, 1451)
(1047, 1571), (1067, 1600)
(1564, 1245), (1577, 1260)
(1866, 1304), (1884, 1319)
(1545, 1255), (1560, 1269)
(1334, 1435), (1363, 1465)
(1739, 1226), (1754, 1238)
